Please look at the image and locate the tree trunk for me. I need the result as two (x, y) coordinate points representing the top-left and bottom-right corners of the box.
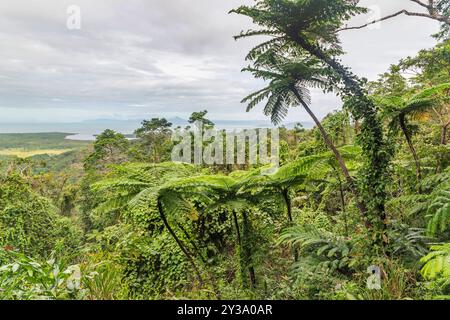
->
(354, 120), (361, 135)
(338, 176), (349, 237)
(233, 210), (247, 287)
(232, 210), (241, 245)
(294, 93), (370, 228)
(441, 121), (449, 145)
(281, 188), (293, 223)
(399, 115), (422, 185)
(281, 188), (298, 261)
(176, 222), (207, 263)
(157, 198), (203, 284)
(290, 34), (388, 234)
(294, 93), (352, 183)
(242, 211), (256, 289)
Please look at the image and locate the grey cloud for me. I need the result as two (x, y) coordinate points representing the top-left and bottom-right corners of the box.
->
(0, 0), (441, 123)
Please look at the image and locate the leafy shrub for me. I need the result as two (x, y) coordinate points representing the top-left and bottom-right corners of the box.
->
(0, 250), (83, 300)
(0, 175), (83, 258)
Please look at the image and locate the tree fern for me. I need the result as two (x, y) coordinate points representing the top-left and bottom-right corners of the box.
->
(421, 243), (450, 283)
(279, 225), (354, 273)
(426, 180), (450, 237)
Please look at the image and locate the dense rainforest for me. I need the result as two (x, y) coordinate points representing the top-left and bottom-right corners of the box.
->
(0, 0), (449, 300)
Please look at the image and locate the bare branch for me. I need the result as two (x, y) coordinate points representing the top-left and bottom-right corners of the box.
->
(338, 10), (410, 31)
(338, 9), (450, 32)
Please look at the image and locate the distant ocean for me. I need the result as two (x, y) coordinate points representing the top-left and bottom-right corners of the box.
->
(0, 121), (140, 141)
(0, 119), (314, 141)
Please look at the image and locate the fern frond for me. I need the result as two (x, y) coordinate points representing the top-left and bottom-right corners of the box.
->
(421, 243), (450, 280)
(279, 225), (353, 273)
(426, 182), (450, 236)
(233, 28), (282, 40)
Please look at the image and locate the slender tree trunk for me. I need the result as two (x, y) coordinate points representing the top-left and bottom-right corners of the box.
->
(399, 115), (422, 184)
(329, 163), (349, 236)
(338, 176), (349, 237)
(281, 188), (298, 261)
(441, 121), (449, 145)
(342, 122), (347, 145)
(291, 35), (389, 234)
(157, 199), (203, 284)
(232, 210), (241, 245)
(281, 188), (293, 223)
(248, 264), (256, 289)
(176, 222), (207, 263)
(177, 224), (221, 299)
(295, 94), (352, 183)
(232, 210), (246, 286)
(294, 93), (370, 228)
(338, 8), (450, 32)
(242, 211), (256, 289)
(234, 210), (256, 289)
(354, 120), (361, 135)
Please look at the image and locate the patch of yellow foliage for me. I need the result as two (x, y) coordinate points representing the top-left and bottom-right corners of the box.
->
(0, 149), (72, 158)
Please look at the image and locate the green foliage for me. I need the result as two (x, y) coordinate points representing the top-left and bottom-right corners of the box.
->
(82, 259), (127, 300)
(279, 225), (354, 273)
(134, 118), (173, 163)
(0, 250), (83, 300)
(232, 0), (392, 240)
(426, 180), (450, 237)
(87, 162), (202, 297)
(188, 110), (215, 127)
(0, 175), (82, 258)
(0, 133), (89, 151)
(240, 51), (328, 125)
(84, 129), (131, 171)
(400, 40), (450, 85)
(0, 4), (448, 301)
(421, 244), (450, 281)
(317, 111), (352, 147)
(420, 243), (450, 298)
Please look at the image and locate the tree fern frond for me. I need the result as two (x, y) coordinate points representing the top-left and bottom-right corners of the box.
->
(245, 36), (288, 61)
(92, 179), (152, 192)
(426, 182), (450, 236)
(421, 243), (450, 280)
(279, 225), (353, 272)
(233, 28), (282, 40)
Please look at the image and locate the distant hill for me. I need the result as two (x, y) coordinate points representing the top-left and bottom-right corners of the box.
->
(0, 118), (314, 136)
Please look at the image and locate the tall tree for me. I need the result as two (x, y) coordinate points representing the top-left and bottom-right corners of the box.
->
(239, 50), (368, 223)
(232, 0), (390, 235)
(91, 162), (205, 283)
(399, 41), (450, 145)
(134, 118), (173, 163)
(188, 110), (215, 128)
(84, 129), (130, 171)
(379, 84), (450, 185)
(160, 171), (266, 289)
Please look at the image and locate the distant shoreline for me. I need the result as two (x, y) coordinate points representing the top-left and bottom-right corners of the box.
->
(0, 119), (314, 142)
(64, 133), (99, 141)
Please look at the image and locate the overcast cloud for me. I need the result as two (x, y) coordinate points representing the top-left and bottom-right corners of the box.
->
(0, 0), (441, 123)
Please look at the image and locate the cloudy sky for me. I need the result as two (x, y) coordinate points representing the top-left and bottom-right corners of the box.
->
(0, 0), (441, 123)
